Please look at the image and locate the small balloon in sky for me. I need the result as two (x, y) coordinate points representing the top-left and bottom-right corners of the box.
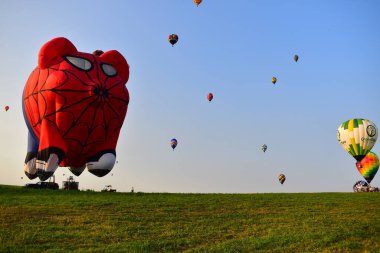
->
(207, 93), (213, 102)
(5, 106), (9, 112)
(278, 174), (286, 184)
(262, 144), (267, 153)
(194, 0), (202, 7)
(171, 138), (178, 150)
(294, 54), (299, 62)
(168, 34), (178, 47)
(272, 77), (277, 85)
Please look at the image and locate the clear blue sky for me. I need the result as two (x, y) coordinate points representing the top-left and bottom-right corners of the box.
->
(0, 0), (379, 192)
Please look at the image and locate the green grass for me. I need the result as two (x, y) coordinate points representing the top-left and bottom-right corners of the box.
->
(0, 185), (379, 252)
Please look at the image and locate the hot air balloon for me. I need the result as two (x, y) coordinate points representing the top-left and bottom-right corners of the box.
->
(278, 174), (286, 184)
(93, 50), (104, 56)
(355, 152), (379, 184)
(22, 37), (130, 181)
(194, 0), (202, 7)
(262, 144), (267, 153)
(171, 138), (178, 150)
(5, 106), (9, 112)
(168, 34), (178, 47)
(207, 93), (213, 102)
(272, 77), (277, 85)
(337, 119), (378, 163)
(294, 55), (299, 62)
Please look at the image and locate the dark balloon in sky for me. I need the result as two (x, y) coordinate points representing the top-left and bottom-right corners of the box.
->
(168, 34), (178, 46)
(171, 138), (178, 150)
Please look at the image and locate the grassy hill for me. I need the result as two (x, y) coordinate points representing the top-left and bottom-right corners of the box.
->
(0, 185), (379, 252)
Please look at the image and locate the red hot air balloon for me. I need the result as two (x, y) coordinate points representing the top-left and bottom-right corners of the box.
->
(207, 93), (213, 102)
(22, 37), (130, 181)
(5, 106), (9, 112)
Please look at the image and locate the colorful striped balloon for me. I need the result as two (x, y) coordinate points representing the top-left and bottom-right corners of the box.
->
(356, 152), (379, 184)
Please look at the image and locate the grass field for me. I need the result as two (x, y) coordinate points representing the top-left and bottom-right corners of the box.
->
(0, 185), (379, 252)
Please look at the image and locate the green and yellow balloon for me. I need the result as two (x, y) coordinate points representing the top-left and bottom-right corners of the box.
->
(337, 119), (378, 162)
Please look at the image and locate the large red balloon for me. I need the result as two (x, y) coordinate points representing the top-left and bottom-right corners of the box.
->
(22, 37), (130, 180)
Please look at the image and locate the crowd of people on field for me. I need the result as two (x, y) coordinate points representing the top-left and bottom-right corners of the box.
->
(353, 181), (379, 192)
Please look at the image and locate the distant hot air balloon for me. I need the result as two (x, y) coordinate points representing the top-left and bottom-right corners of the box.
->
(278, 174), (286, 184)
(272, 77), (277, 85)
(171, 138), (178, 150)
(207, 93), (213, 102)
(262, 144), (267, 153)
(337, 119), (378, 162)
(5, 106), (9, 112)
(194, 0), (202, 7)
(168, 34), (178, 47)
(294, 55), (299, 62)
(355, 152), (379, 184)
(92, 50), (104, 56)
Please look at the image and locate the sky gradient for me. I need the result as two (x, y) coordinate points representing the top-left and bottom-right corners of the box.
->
(0, 0), (379, 192)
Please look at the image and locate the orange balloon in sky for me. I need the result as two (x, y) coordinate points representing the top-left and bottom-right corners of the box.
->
(194, 0), (202, 7)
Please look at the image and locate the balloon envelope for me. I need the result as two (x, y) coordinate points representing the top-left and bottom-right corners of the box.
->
(356, 152), (379, 184)
(171, 138), (178, 150)
(278, 174), (286, 184)
(262, 144), (267, 152)
(272, 77), (277, 84)
(194, 0), (202, 6)
(337, 119), (378, 162)
(22, 37), (130, 181)
(294, 55), (299, 62)
(207, 93), (213, 102)
(5, 106), (9, 111)
(168, 34), (178, 46)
